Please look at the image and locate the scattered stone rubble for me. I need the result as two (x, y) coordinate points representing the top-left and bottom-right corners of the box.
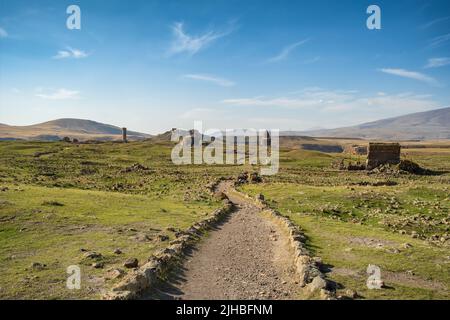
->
(236, 172), (263, 185)
(120, 163), (151, 174)
(398, 159), (432, 175)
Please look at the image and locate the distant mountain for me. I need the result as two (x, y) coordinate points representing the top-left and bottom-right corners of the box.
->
(283, 107), (450, 140)
(0, 118), (152, 141)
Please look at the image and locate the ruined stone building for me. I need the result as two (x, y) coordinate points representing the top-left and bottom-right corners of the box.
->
(345, 145), (368, 155)
(366, 142), (401, 170)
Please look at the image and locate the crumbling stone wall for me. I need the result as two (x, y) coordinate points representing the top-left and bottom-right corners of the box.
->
(366, 142), (401, 170)
(345, 145), (368, 155)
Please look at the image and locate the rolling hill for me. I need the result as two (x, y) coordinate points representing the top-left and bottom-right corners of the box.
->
(283, 107), (450, 140)
(0, 119), (152, 141)
(2, 107), (449, 142)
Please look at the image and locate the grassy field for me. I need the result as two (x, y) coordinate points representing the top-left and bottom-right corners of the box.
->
(0, 139), (449, 299)
(241, 146), (450, 300)
(0, 140), (244, 299)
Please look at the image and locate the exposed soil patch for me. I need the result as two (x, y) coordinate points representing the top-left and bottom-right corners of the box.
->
(331, 267), (447, 291)
(347, 236), (399, 248)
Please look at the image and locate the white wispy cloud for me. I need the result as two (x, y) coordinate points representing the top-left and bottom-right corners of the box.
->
(222, 97), (321, 108)
(379, 68), (439, 86)
(304, 56), (320, 64)
(266, 39), (309, 63)
(428, 33), (450, 48)
(221, 88), (439, 113)
(223, 88), (356, 109)
(419, 16), (450, 29)
(324, 93), (438, 112)
(175, 88), (440, 130)
(53, 47), (89, 59)
(425, 57), (450, 68)
(182, 74), (235, 87)
(169, 22), (234, 56)
(36, 88), (80, 100)
(180, 108), (221, 119)
(0, 27), (8, 38)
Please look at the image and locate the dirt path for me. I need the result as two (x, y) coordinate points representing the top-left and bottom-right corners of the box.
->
(147, 181), (300, 300)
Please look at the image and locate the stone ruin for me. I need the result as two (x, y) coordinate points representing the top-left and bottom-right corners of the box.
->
(122, 127), (127, 143)
(345, 145), (368, 155)
(339, 142), (430, 174)
(366, 142), (401, 170)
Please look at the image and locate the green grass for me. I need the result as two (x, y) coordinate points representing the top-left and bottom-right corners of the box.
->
(0, 140), (241, 299)
(1, 139), (449, 299)
(238, 146), (450, 299)
(295, 215), (450, 300)
(0, 184), (221, 299)
(242, 183), (449, 239)
(241, 182), (450, 299)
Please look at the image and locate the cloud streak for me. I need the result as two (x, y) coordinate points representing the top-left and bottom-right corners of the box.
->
(169, 22), (234, 56)
(419, 16), (450, 29)
(266, 39), (309, 63)
(36, 88), (80, 100)
(53, 47), (89, 59)
(221, 88), (439, 113)
(379, 68), (439, 86)
(182, 74), (235, 87)
(223, 97), (321, 108)
(0, 27), (8, 38)
(425, 57), (450, 68)
(303, 56), (320, 64)
(428, 33), (450, 48)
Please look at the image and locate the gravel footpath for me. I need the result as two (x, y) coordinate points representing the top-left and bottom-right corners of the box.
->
(147, 182), (300, 300)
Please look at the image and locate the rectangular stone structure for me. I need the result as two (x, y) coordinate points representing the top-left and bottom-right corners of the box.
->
(366, 142), (401, 170)
(122, 127), (127, 143)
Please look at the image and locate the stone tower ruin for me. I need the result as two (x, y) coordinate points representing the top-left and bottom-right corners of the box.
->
(366, 142), (401, 170)
(122, 127), (127, 143)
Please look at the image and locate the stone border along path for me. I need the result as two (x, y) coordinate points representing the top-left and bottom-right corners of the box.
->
(103, 180), (334, 300)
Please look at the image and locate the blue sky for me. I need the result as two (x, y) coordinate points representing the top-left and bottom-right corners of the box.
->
(0, 0), (449, 134)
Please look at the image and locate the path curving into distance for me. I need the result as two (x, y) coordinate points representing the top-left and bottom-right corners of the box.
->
(147, 181), (301, 300)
